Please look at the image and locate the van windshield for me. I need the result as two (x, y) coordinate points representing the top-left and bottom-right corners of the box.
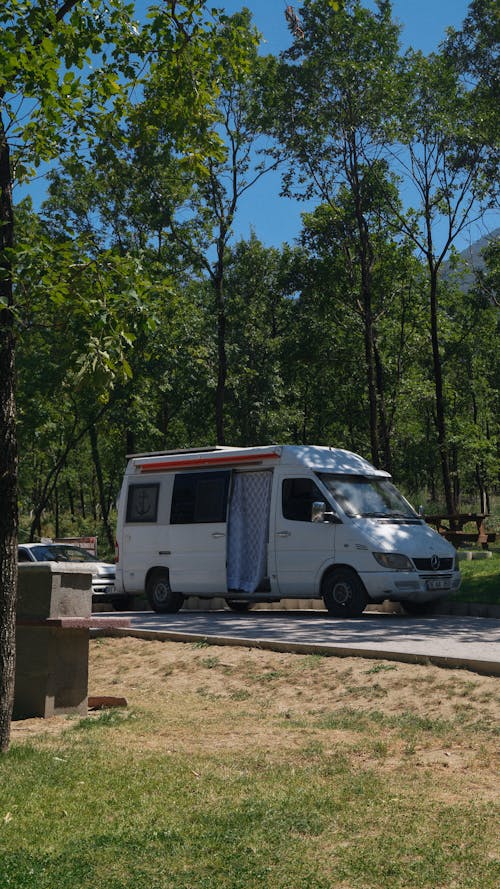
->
(317, 474), (418, 519)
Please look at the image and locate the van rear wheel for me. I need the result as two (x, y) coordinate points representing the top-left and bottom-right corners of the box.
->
(146, 572), (183, 614)
(322, 568), (368, 618)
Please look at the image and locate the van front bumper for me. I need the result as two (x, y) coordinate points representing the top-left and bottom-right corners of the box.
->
(361, 569), (462, 603)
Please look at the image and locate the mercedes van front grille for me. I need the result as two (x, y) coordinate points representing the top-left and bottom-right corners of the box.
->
(413, 557), (454, 572)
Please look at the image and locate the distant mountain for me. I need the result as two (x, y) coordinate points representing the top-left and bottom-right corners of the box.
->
(442, 228), (499, 290)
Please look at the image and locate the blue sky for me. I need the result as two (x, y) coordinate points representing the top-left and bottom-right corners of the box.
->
(221, 0), (469, 56)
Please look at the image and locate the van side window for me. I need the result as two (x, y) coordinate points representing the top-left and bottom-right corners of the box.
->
(171, 471), (230, 524)
(126, 484), (160, 523)
(282, 478), (325, 522)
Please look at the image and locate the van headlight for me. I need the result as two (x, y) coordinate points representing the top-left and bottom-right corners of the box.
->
(373, 552), (415, 571)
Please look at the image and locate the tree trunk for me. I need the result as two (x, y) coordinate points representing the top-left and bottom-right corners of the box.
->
(429, 269), (455, 515)
(28, 415), (105, 542)
(89, 424), (114, 552)
(66, 480), (75, 519)
(374, 337), (392, 474)
(214, 274), (227, 446)
(476, 477), (489, 515)
(79, 479), (87, 519)
(472, 392), (489, 514)
(0, 117), (18, 752)
(54, 486), (60, 538)
(348, 147), (383, 469)
(363, 306), (380, 467)
(125, 429), (135, 456)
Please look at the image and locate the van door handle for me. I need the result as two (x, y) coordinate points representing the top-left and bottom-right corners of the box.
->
(211, 532), (226, 539)
(276, 531), (291, 538)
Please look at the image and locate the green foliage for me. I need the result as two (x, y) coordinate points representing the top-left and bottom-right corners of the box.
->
(445, 0), (499, 183)
(223, 237), (299, 444)
(265, 0), (402, 201)
(1, 0), (140, 175)
(6, 0), (500, 544)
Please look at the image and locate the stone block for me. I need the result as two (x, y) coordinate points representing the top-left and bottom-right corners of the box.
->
(17, 563), (92, 619)
(15, 563), (92, 719)
(14, 626), (89, 718)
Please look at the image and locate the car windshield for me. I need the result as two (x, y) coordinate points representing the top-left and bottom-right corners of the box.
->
(317, 474), (418, 519)
(32, 545), (97, 563)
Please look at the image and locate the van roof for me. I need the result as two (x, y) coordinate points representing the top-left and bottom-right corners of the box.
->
(129, 445), (390, 477)
(280, 445), (390, 476)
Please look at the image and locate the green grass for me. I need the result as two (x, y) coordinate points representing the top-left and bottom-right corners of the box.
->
(451, 547), (500, 605)
(1, 694), (498, 889)
(0, 736), (497, 889)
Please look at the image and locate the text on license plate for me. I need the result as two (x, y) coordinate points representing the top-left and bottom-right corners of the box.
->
(426, 578), (450, 591)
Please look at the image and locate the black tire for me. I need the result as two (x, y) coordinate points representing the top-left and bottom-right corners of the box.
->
(146, 571), (183, 613)
(401, 599), (438, 616)
(225, 598), (254, 613)
(322, 568), (368, 618)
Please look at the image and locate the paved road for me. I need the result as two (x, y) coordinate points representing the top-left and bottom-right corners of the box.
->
(94, 609), (500, 676)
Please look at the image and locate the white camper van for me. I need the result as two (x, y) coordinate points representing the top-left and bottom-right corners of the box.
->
(114, 445), (461, 616)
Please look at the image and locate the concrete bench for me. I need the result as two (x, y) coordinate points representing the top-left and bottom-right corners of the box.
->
(15, 563), (129, 719)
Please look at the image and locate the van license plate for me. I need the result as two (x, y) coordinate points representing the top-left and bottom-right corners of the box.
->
(426, 579), (449, 591)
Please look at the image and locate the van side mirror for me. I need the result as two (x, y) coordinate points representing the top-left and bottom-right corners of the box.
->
(311, 501), (339, 523)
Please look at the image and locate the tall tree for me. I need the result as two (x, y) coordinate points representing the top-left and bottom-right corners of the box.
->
(445, 0), (499, 115)
(295, 198), (427, 464)
(0, 0), (145, 751)
(446, 240), (500, 512)
(260, 0), (402, 469)
(385, 47), (497, 514)
(223, 236), (298, 444)
(44, 7), (277, 445)
(132, 8), (276, 443)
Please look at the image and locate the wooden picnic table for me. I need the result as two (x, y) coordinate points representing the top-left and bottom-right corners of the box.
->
(423, 513), (496, 549)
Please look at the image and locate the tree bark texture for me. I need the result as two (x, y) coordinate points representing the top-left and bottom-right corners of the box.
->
(0, 116), (18, 752)
(214, 272), (227, 446)
(89, 423), (115, 552)
(347, 137), (391, 471)
(429, 269), (456, 516)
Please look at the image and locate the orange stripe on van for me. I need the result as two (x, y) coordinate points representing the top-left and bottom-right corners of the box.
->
(136, 451), (279, 472)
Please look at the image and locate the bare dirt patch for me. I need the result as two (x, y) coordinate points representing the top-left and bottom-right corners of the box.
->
(11, 636), (499, 803)
(87, 636), (499, 721)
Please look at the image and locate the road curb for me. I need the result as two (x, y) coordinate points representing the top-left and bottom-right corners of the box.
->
(366, 602), (500, 619)
(434, 602), (500, 618)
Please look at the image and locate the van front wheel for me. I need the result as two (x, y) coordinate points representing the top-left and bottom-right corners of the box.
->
(146, 572), (183, 614)
(322, 568), (368, 618)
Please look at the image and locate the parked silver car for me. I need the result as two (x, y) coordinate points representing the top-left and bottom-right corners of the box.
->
(17, 542), (128, 609)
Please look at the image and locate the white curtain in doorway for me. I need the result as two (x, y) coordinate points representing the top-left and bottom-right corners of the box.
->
(227, 471), (272, 593)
